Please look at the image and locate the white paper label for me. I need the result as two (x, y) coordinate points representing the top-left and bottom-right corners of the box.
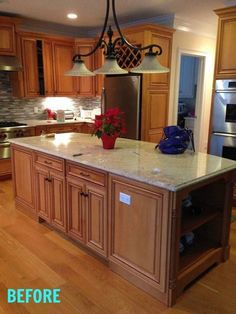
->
(119, 192), (131, 205)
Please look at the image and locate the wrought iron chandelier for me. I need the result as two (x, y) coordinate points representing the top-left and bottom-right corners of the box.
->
(65, 0), (169, 76)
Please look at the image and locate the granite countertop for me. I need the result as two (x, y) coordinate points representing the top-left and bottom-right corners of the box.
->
(9, 133), (236, 192)
(18, 118), (93, 127)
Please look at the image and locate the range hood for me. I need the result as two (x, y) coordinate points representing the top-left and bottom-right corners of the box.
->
(0, 56), (22, 71)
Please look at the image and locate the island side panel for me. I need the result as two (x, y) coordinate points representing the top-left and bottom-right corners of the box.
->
(11, 144), (36, 219)
(108, 174), (172, 305)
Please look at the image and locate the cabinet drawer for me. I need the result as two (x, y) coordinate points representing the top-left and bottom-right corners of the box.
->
(67, 163), (106, 186)
(48, 125), (74, 133)
(35, 152), (64, 172)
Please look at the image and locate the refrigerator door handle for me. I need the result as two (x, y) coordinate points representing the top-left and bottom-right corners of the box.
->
(101, 87), (105, 114)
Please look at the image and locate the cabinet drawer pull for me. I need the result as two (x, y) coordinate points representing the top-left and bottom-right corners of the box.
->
(83, 193), (89, 197)
(80, 192), (84, 196)
(79, 172), (90, 177)
(45, 177), (52, 182)
(44, 160), (52, 165)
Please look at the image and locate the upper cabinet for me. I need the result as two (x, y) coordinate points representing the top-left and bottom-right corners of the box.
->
(19, 33), (75, 97)
(215, 6), (236, 79)
(122, 25), (174, 143)
(21, 38), (39, 97)
(75, 39), (95, 96)
(18, 31), (99, 97)
(0, 16), (20, 56)
(53, 41), (75, 96)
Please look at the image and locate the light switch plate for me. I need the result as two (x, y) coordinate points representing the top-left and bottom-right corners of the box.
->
(119, 192), (131, 205)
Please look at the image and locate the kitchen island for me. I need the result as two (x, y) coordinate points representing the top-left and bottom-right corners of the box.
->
(9, 133), (236, 306)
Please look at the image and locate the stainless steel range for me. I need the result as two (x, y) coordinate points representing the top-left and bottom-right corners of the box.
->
(210, 80), (236, 161)
(0, 121), (34, 159)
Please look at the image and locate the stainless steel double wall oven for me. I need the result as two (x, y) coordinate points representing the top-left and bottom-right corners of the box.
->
(210, 80), (236, 161)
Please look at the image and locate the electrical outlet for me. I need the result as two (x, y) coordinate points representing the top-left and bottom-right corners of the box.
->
(34, 107), (39, 114)
(119, 192), (131, 205)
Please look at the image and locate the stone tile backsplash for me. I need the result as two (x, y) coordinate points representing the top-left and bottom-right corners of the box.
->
(0, 72), (101, 121)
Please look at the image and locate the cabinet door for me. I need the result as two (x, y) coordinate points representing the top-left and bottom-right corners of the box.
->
(50, 171), (66, 232)
(94, 47), (104, 96)
(0, 23), (16, 55)
(76, 42), (95, 96)
(21, 38), (39, 97)
(109, 176), (169, 292)
(53, 41), (75, 96)
(215, 12), (236, 78)
(142, 90), (169, 143)
(67, 177), (86, 243)
(35, 165), (51, 222)
(11, 146), (35, 216)
(147, 33), (172, 88)
(43, 40), (54, 96)
(85, 184), (107, 257)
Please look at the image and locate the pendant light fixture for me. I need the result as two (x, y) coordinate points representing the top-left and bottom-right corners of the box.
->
(65, 0), (169, 76)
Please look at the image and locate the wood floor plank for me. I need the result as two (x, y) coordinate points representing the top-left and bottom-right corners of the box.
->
(0, 179), (236, 313)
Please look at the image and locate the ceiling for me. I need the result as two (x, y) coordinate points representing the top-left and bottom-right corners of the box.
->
(0, 0), (234, 35)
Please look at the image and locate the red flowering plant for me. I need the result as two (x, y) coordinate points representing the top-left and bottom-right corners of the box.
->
(93, 107), (126, 138)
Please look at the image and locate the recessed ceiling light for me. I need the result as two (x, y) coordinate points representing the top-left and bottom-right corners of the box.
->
(67, 13), (78, 19)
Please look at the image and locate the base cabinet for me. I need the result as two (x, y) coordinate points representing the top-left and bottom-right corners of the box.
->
(66, 163), (107, 257)
(35, 122), (93, 136)
(10, 145), (234, 307)
(0, 158), (12, 179)
(34, 154), (66, 232)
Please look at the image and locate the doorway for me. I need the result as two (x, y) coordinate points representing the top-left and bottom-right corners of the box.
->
(177, 52), (205, 152)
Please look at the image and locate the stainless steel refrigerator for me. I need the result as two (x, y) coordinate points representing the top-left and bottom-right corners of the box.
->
(102, 75), (142, 140)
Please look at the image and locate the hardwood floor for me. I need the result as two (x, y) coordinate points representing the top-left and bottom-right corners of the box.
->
(0, 179), (236, 313)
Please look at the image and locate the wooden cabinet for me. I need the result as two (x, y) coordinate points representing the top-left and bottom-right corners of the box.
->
(35, 122), (93, 136)
(117, 24), (174, 143)
(42, 40), (55, 96)
(75, 39), (95, 96)
(215, 6), (236, 78)
(20, 36), (55, 97)
(145, 90), (169, 143)
(11, 145), (36, 218)
(35, 165), (51, 221)
(21, 38), (39, 97)
(109, 175), (169, 295)
(94, 46), (104, 96)
(0, 159), (12, 179)
(173, 177), (233, 303)
(0, 16), (20, 55)
(53, 41), (75, 96)
(11, 143), (234, 307)
(67, 177), (85, 242)
(67, 162), (107, 257)
(19, 33), (75, 97)
(34, 152), (66, 231)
